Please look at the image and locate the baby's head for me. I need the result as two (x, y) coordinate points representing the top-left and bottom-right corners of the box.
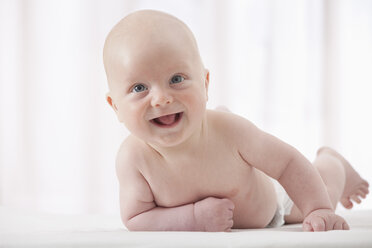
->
(103, 10), (209, 147)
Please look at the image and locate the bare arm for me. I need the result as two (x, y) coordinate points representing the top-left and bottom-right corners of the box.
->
(125, 198), (234, 231)
(276, 149), (333, 216)
(125, 203), (197, 231)
(230, 114), (334, 217)
(116, 143), (196, 231)
(241, 128), (333, 216)
(117, 140), (234, 231)
(120, 170), (196, 231)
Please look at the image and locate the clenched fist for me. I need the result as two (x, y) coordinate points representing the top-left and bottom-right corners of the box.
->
(193, 197), (235, 232)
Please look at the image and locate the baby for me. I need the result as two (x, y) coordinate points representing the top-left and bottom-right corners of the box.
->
(103, 10), (369, 232)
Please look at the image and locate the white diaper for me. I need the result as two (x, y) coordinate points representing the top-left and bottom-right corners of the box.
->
(266, 178), (294, 228)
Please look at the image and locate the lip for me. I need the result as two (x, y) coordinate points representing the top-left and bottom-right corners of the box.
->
(150, 112), (183, 128)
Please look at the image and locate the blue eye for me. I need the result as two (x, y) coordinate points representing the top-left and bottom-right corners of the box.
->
(170, 75), (184, 84)
(132, 84), (148, 93)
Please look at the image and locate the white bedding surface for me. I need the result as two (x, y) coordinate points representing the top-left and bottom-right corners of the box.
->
(1, 206), (372, 248)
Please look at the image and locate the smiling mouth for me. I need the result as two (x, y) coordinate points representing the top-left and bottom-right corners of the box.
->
(150, 112), (183, 128)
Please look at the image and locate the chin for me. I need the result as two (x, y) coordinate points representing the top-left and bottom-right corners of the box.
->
(151, 135), (188, 148)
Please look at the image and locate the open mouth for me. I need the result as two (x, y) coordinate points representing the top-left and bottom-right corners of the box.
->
(150, 112), (183, 128)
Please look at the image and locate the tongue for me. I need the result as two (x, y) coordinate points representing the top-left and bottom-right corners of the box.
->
(156, 114), (176, 125)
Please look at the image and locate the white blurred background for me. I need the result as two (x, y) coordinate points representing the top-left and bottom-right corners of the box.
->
(0, 0), (371, 215)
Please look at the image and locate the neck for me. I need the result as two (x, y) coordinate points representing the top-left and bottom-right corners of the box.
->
(147, 114), (208, 161)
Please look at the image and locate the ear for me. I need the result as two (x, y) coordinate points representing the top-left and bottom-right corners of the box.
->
(204, 69), (210, 101)
(106, 93), (125, 123)
(106, 93), (118, 112)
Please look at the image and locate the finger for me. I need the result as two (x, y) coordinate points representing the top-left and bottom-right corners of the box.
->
(222, 198), (235, 210)
(229, 204), (235, 211)
(324, 218), (334, 231)
(228, 219), (234, 228)
(333, 220), (344, 230)
(224, 220), (234, 232)
(303, 221), (313, 232)
(342, 222), (350, 230)
(226, 209), (234, 218)
(311, 217), (326, 231)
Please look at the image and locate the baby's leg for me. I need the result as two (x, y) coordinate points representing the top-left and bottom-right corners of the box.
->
(285, 147), (369, 224)
(318, 147), (370, 209)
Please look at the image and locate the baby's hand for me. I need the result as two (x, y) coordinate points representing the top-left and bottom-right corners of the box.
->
(193, 197), (234, 232)
(302, 209), (350, 231)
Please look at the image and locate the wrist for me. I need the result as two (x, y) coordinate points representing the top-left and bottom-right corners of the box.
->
(302, 198), (334, 217)
(305, 207), (334, 217)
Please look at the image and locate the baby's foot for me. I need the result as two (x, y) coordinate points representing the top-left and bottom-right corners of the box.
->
(317, 147), (370, 209)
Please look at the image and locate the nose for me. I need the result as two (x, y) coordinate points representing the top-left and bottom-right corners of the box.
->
(151, 89), (174, 108)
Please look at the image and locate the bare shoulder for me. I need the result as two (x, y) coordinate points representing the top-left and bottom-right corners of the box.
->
(207, 109), (295, 178)
(115, 135), (156, 223)
(115, 135), (146, 175)
(206, 109), (260, 139)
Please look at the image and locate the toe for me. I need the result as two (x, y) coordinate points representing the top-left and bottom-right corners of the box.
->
(341, 198), (353, 209)
(342, 222), (350, 230)
(361, 186), (369, 194)
(357, 190), (366, 199)
(351, 195), (361, 204)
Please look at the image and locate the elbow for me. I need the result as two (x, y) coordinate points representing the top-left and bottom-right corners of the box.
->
(122, 215), (150, 231)
(120, 209), (143, 231)
(277, 149), (298, 182)
(123, 217), (138, 231)
(122, 216), (140, 231)
(278, 156), (294, 181)
(277, 147), (309, 184)
(121, 216), (131, 230)
(121, 205), (157, 231)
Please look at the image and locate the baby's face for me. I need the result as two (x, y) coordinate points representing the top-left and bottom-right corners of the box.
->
(105, 11), (209, 147)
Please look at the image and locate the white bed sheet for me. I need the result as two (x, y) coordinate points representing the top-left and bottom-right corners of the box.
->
(1, 206), (372, 248)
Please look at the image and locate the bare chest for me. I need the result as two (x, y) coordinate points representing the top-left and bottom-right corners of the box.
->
(141, 149), (253, 208)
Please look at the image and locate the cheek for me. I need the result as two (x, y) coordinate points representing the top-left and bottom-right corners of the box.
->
(182, 90), (207, 114)
(120, 111), (145, 136)
(116, 108), (126, 123)
(117, 102), (141, 126)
